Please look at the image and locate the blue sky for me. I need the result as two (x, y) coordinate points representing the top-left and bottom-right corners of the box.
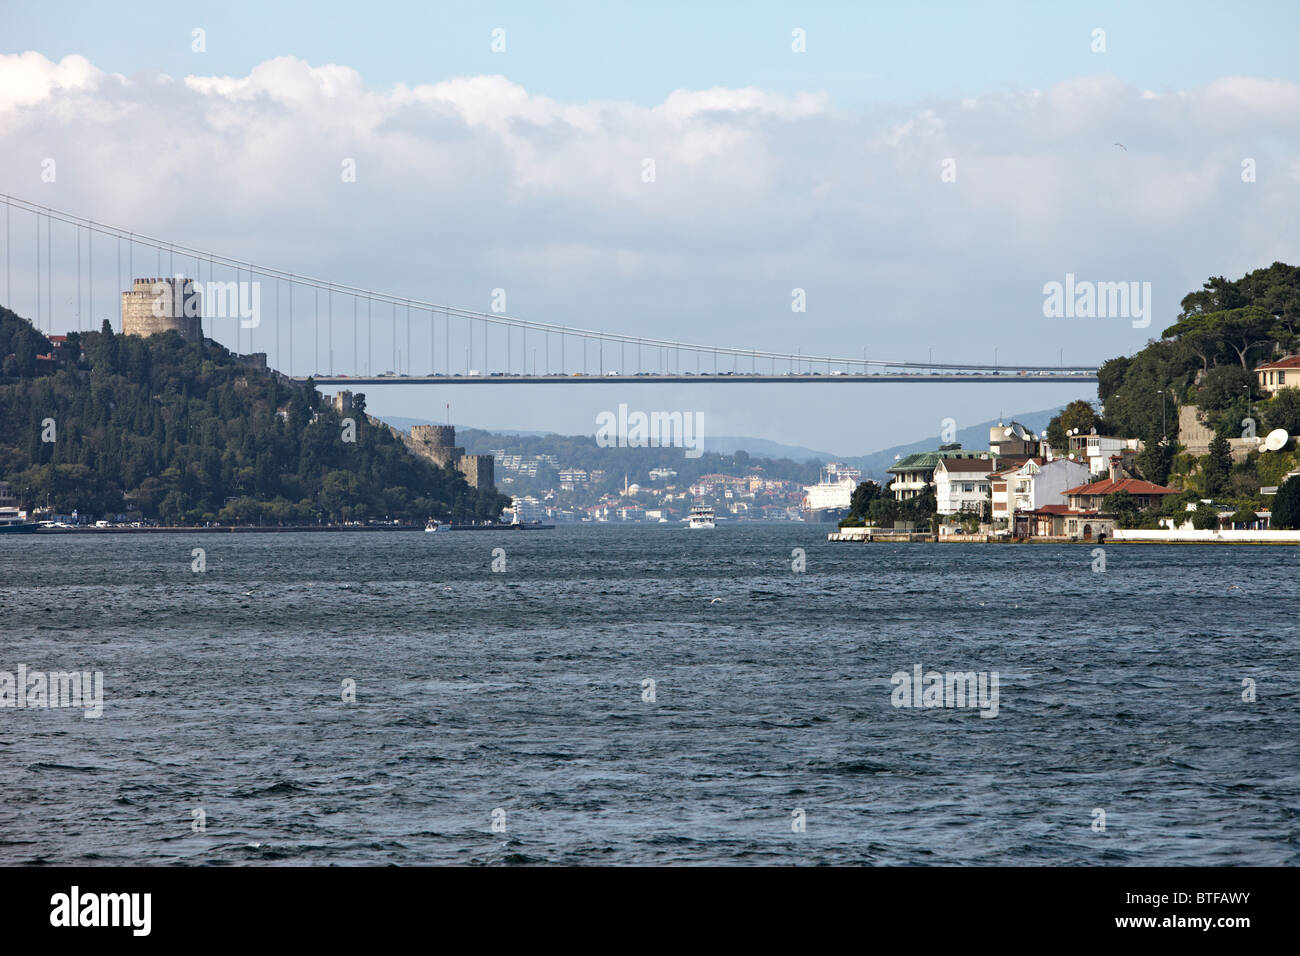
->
(9, 1), (1299, 106)
(2, 2), (1298, 455)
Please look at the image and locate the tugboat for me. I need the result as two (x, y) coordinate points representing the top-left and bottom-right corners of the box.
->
(687, 506), (716, 529)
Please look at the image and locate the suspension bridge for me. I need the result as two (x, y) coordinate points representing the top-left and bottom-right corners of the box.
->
(0, 194), (1098, 384)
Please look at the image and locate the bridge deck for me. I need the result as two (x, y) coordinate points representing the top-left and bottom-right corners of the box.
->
(299, 373), (1098, 385)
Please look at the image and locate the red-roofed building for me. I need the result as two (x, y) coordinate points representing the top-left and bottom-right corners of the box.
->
(1009, 477), (1181, 539)
(1062, 477), (1180, 512)
(1256, 355), (1300, 397)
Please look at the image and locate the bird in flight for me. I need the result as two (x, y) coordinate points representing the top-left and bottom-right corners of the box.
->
(1113, 143), (1127, 151)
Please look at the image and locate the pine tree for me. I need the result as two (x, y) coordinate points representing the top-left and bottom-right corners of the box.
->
(1204, 434), (1233, 497)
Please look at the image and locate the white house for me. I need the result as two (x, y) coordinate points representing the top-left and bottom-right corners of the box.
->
(1066, 433), (1143, 476)
(1008, 457), (1092, 512)
(934, 458), (995, 515)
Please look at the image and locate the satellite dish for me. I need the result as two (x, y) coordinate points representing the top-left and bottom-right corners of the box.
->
(1003, 427), (1013, 438)
(1264, 428), (1289, 452)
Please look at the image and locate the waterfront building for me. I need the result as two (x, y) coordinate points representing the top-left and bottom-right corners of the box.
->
(1008, 457), (1091, 515)
(887, 450), (992, 502)
(933, 458), (995, 515)
(1065, 432), (1145, 475)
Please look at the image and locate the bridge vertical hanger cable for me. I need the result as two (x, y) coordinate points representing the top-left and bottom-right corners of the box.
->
(353, 295), (358, 377)
(289, 275), (294, 378)
(77, 224), (82, 330)
(327, 284), (333, 376)
(0, 196), (1098, 377)
(88, 221), (93, 331)
(34, 211), (39, 330)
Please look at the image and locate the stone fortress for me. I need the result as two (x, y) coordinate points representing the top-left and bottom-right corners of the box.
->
(408, 424), (495, 491)
(121, 277), (202, 342)
(117, 278), (497, 494)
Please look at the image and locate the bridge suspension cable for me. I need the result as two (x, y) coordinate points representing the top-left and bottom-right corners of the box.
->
(0, 193), (1096, 374)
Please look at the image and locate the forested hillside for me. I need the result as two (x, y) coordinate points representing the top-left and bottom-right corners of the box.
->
(0, 306), (508, 523)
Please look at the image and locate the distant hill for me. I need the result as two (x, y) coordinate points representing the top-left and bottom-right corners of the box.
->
(377, 412), (1064, 482)
(699, 435), (835, 462)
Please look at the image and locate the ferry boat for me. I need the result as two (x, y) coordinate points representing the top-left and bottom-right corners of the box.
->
(687, 506), (716, 529)
(0, 507), (37, 534)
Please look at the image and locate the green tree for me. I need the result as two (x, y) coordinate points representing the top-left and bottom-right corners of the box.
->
(1273, 476), (1300, 529)
(1203, 435), (1233, 497)
(1195, 365), (1254, 415)
(849, 479), (884, 519)
(1134, 439), (1177, 485)
(1102, 490), (1141, 528)
(1230, 508), (1258, 527)
(1263, 388), (1300, 434)
(1046, 399), (1102, 449)
(1191, 504), (1219, 530)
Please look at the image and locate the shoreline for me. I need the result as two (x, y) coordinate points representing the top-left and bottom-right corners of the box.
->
(829, 528), (1300, 545)
(19, 523), (553, 535)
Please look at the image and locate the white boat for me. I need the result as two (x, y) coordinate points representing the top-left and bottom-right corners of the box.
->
(424, 519), (450, 533)
(687, 506), (716, 529)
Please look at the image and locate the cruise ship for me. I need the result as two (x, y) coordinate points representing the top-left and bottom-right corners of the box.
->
(801, 469), (858, 522)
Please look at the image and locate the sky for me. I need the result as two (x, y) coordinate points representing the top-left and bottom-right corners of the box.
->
(1, 1), (1298, 456)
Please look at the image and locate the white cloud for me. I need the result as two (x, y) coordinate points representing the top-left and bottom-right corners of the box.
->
(0, 52), (1296, 376)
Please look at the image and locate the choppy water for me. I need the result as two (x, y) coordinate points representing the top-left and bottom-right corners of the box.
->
(1, 526), (1297, 865)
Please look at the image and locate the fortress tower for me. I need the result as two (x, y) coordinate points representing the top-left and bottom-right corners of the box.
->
(457, 454), (495, 492)
(121, 278), (202, 342)
(408, 424), (495, 490)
